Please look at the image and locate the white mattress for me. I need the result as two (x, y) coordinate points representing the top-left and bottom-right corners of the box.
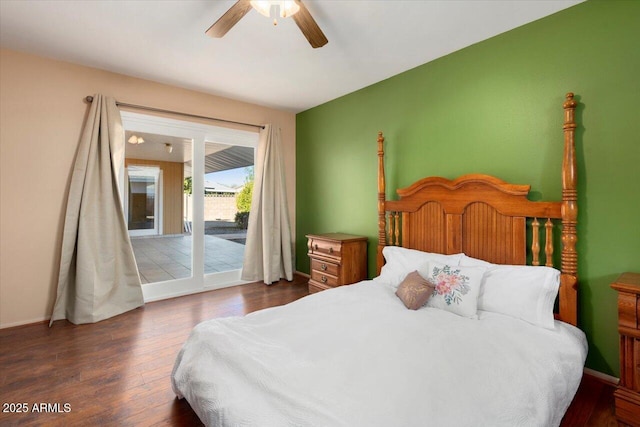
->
(172, 280), (587, 427)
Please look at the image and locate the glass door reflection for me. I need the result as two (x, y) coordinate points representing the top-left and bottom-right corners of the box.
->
(124, 132), (193, 284)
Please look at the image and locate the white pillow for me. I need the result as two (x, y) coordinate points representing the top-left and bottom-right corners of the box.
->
(458, 255), (492, 268)
(377, 246), (463, 288)
(460, 254), (560, 329)
(423, 261), (486, 318)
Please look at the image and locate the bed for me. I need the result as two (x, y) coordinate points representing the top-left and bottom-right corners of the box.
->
(172, 93), (586, 426)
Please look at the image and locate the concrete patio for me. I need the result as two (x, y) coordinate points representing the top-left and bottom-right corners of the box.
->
(131, 234), (246, 284)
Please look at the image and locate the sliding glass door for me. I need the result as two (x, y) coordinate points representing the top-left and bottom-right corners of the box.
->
(120, 111), (258, 301)
(202, 142), (254, 277)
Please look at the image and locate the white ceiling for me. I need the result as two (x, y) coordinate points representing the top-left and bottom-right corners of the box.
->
(0, 0), (582, 113)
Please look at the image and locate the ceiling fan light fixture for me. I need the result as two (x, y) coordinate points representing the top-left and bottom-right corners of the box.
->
(250, 1), (299, 18)
(250, 1), (272, 17)
(280, 1), (300, 18)
(207, 0), (327, 48)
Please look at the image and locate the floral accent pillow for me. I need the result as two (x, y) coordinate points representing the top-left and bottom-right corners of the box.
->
(424, 261), (487, 318)
(395, 271), (436, 310)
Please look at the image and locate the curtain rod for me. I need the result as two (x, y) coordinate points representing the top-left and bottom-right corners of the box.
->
(84, 96), (264, 130)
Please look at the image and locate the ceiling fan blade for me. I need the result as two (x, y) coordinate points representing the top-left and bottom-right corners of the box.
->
(292, 0), (328, 48)
(205, 0), (253, 38)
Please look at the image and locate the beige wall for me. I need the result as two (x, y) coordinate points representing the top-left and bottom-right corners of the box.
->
(0, 48), (296, 327)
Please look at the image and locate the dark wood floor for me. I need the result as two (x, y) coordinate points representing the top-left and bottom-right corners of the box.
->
(561, 374), (618, 427)
(1, 274), (617, 426)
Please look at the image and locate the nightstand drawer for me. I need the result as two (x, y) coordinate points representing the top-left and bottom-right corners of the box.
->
(308, 237), (341, 259)
(311, 259), (339, 276)
(310, 270), (339, 287)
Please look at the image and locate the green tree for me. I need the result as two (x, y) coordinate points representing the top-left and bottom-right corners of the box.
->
(236, 167), (254, 212)
(235, 167), (254, 229)
(183, 176), (192, 195)
(236, 181), (253, 212)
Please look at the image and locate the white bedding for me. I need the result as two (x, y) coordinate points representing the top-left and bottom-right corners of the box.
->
(172, 280), (587, 427)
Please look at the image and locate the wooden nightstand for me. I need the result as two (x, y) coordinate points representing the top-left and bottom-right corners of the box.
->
(306, 233), (367, 294)
(611, 272), (640, 427)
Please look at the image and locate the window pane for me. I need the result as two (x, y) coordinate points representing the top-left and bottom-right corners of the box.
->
(125, 131), (192, 284)
(203, 142), (253, 275)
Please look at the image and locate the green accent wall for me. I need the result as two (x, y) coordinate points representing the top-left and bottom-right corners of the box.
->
(296, 1), (640, 377)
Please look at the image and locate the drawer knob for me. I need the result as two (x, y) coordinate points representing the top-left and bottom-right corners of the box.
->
(329, 247), (334, 254)
(314, 244), (318, 250)
(321, 275), (327, 283)
(321, 263), (327, 271)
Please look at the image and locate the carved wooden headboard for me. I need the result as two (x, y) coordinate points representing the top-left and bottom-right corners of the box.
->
(376, 93), (579, 326)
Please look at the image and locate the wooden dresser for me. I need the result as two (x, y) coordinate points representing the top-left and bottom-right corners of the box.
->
(306, 233), (367, 294)
(611, 272), (640, 427)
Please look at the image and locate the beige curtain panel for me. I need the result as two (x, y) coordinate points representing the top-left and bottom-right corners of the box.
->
(241, 124), (294, 284)
(50, 94), (144, 325)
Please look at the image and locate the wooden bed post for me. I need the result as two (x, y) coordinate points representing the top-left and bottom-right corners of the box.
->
(560, 92), (579, 326)
(377, 131), (386, 275)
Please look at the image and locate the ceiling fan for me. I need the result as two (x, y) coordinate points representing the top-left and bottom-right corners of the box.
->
(206, 0), (328, 48)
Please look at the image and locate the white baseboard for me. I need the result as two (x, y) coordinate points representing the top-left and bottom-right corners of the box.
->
(584, 367), (619, 385)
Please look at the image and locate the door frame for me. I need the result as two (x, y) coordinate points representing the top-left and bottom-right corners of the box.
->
(121, 111), (259, 302)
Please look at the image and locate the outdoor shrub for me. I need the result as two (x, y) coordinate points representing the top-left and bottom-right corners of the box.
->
(235, 211), (250, 229)
(236, 181), (253, 212)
